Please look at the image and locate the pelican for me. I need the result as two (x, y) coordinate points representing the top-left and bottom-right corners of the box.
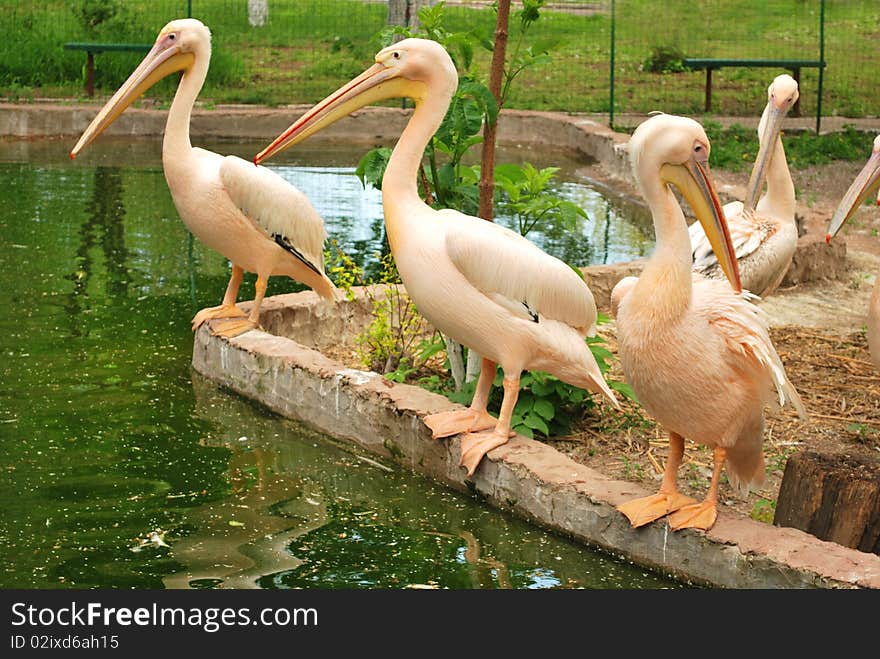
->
(254, 38), (618, 476)
(612, 114), (806, 531)
(826, 135), (880, 366)
(690, 74), (799, 297)
(69, 19), (335, 337)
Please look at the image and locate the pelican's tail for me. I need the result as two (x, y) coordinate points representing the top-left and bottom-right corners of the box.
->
(725, 437), (766, 499)
(535, 318), (620, 410)
(312, 273), (338, 301)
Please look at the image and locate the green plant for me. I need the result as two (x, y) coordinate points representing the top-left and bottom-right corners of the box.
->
(327, 243), (433, 376)
(74, 0), (121, 32)
(493, 162), (588, 237)
(642, 45), (687, 74)
(750, 498), (776, 524)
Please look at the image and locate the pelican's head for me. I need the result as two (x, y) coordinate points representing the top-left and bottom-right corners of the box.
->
(255, 38), (458, 164)
(70, 18), (210, 158)
(827, 135), (880, 242)
(768, 74), (799, 114)
(630, 113), (742, 293)
(742, 74), (799, 210)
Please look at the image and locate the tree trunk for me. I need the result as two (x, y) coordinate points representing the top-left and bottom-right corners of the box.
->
(247, 0), (268, 27)
(444, 335), (465, 391)
(774, 450), (880, 555)
(387, 0), (435, 30)
(477, 0), (511, 222)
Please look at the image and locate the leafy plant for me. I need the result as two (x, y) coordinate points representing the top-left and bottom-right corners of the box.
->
(493, 162), (588, 237)
(750, 498), (776, 524)
(642, 45), (687, 74)
(74, 0), (121, 32)
(327, 242), (434, 376)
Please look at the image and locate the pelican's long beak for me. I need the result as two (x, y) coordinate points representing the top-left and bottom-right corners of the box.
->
(69, 42), (194, 158)
(254, 63), (419, 164)
(826, 147), (880, 242)
(742, 97), (790, 212)
(662, 156), (742, 292)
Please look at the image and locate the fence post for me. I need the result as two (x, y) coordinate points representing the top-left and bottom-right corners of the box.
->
(187, 0), (192, 18)
(609, 0), (615, 128)
(816, 0), (825, 134)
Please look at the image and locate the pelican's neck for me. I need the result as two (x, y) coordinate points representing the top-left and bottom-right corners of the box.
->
(381, 81), (453, 245)
(630, 173), (693, 320)
(752, 104), (795, 221)
(162, 53), (209, 164)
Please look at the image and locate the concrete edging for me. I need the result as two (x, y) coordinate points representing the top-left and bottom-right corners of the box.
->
(191, 289), (880, 589)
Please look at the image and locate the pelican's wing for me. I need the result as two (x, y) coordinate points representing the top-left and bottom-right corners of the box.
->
(690, 203), (774, 274)
(220, 155), (327, 274)
(694, 278), (807, 419)
(440, 209), (597, 334)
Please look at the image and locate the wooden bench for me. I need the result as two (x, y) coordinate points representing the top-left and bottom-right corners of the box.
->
(682, 58), (826, 115)
(64, 42), (152, 97)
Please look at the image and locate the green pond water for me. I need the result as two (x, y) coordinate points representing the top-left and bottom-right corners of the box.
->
(0, 138), (674, 589)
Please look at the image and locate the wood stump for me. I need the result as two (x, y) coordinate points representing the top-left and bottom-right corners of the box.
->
(774, 451), (880, 555)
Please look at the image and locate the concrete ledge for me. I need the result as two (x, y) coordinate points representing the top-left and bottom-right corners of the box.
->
(191, 288), (880, 589)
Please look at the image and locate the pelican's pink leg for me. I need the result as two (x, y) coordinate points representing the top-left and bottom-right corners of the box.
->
(191, 264), (248, 330)
(424, 358), (498, 439)
(667, 446), (725, 531)
(458, 374), (520, 477)
(211, 273), (267, 338)
(617, 432), (697, 527)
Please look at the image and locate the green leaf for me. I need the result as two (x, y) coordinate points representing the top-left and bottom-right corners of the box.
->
(355, 147), (392, 190)
(532, 398), (555, 420)
(523, 413), (550, 436)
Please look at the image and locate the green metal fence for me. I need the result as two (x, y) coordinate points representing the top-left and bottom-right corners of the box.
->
(0, 1), (877, 125)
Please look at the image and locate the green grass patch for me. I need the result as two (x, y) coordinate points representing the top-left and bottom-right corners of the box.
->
(1, 1), (878, 117)
(702, 121), (876, 172)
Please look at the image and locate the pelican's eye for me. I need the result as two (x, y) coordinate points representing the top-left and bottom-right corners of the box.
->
(169, 33), (176, 41)
(392, 51), (400, 59)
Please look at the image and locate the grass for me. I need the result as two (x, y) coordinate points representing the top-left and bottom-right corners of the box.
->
(1, 1), (878, 118)
(702, 121), (877, 172)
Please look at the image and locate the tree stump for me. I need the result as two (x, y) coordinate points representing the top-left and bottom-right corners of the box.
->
(774, 451), (880, 555)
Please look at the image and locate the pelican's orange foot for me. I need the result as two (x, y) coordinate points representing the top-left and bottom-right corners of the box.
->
(209, 318), (259, 338)
(191, 304), (247, 331)
(458, 428), (514, 478)
(423, 408), (496, 440)
(617, 491), (697, 528)
(667, 500), (718, 531)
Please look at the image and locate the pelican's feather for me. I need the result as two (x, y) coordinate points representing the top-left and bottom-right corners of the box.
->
(693, 278), (807, 420)
(690, 204), (775, 273)
(220, 155), (327, 274)
(439, 209), (597, 335)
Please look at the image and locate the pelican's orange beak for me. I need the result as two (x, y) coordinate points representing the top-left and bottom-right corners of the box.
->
(254, 61), (421, 164)
(827, 142), (880, 243)
(69, 35), (194, 159)
(662, 155), (742, 292)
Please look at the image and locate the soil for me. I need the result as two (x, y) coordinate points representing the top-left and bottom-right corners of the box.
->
(333, 158), (880, 528)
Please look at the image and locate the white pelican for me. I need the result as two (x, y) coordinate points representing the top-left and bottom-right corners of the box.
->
(690, 74), (799, 297)
(612, 114), (805, 531)
(69, 19), (335, 337)
(826, 135), (880, 366)
(254, 38), (618, 476)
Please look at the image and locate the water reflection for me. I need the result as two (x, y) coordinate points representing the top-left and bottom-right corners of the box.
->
(158, 377), (681, 590)
(63, 167), (131, 337)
